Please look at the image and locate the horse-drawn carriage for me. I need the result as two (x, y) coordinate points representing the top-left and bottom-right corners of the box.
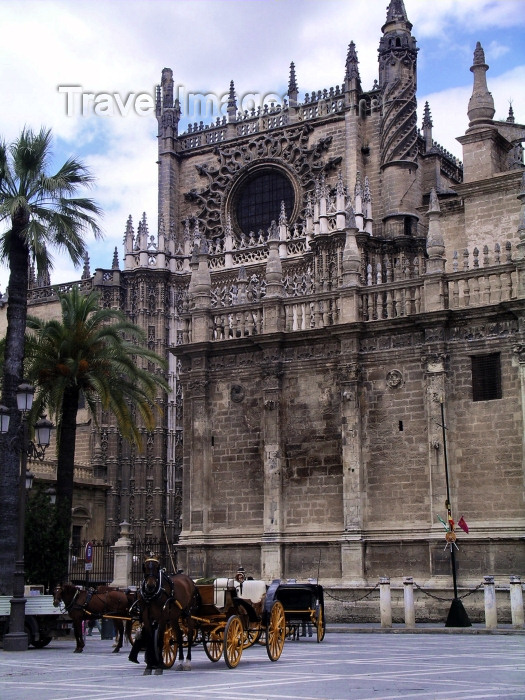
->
(152, 573), (286, 670)
(273, 581), (326, 642)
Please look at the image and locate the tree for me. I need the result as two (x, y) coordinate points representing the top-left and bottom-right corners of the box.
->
(24, 484), (63, 592)
(0, 127), (102, 593)
(26, 286), (169, 581)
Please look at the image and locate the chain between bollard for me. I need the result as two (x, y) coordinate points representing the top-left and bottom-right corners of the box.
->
(325, 581), (380, 605)
(413, 579), (484, 602)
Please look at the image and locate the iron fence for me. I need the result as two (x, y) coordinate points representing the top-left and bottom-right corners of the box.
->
(69, 540), (114, 586)
(68, 538), (179, 589)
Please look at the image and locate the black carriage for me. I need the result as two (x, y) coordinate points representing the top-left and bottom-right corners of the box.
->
(273, 581), (326, 642)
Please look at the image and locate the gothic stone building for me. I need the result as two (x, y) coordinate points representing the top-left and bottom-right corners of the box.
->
(2, 1), (524, 608)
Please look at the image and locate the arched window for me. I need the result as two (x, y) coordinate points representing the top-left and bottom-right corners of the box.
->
(234, 169), (295, 235)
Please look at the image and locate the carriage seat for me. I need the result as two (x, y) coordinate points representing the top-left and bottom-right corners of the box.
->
(213, 578), (266, 608)
(234, 580), (267, 605)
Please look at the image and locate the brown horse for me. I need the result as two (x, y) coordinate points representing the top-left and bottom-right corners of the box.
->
(53, 583), (135, 653)
(135, 558), (199, 675)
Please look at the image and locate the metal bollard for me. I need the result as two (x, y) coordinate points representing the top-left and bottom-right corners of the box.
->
(509, 575), (524, 629)
(484, 575), (497, 629)
(379, 576), (392, 628)
(403, 577), (415, 628)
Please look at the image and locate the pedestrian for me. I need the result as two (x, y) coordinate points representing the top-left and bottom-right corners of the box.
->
(87, 618), (102, 636)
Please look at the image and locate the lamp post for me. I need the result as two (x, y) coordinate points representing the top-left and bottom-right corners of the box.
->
(0, 384), (54, 651)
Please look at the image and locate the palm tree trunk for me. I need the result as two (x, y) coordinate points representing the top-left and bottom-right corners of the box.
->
(0, 222), (29, 594)
(55, 385), (80, 581)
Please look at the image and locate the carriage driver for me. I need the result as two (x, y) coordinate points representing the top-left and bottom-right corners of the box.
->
(128, 556), (161, 664)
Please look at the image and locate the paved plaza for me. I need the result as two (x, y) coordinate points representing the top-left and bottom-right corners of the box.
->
(0, 630), (524, 700)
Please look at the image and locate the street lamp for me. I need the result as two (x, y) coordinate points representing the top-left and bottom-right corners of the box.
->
(0, 383), (54, 651)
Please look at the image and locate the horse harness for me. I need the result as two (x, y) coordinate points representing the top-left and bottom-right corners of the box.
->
(140, 567), (191, 618)
(56, 585), (112, 618)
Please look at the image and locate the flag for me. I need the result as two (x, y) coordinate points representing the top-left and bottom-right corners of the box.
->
(457, 516), (469, 534)
(437, 514), (448, 530)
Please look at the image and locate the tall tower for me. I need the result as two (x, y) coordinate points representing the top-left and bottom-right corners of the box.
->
(378, 0), (419, 239)
(156, 68), (181, 252)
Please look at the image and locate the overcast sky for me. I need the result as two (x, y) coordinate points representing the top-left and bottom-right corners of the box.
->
(1, 0), (524, 293)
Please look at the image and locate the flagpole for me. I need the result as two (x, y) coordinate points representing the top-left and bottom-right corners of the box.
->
(440, 399), (471, 627)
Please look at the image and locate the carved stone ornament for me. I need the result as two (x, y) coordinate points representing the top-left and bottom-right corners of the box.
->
(513, 344), (525, 364)
(230, 384), (245, 403)
(386, 369), (403, 388)
(186, 124), (338, 238)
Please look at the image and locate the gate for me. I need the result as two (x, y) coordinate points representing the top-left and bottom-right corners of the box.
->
(69, 540), (114, 586)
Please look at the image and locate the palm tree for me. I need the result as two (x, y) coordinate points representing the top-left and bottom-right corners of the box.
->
(0, 127), (102, 593)
(26, 286), (170, 580)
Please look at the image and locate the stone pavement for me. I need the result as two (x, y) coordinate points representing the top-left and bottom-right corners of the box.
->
(0, 626), (524, 700)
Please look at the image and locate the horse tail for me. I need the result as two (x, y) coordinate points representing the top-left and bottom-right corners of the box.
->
(125, 618), (134, 645)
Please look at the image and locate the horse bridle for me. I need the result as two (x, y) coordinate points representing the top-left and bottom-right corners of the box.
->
(54, 584), (81, 614)
(141, 567), (174, 603)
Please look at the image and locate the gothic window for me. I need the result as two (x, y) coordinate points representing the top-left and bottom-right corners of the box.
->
(471, 353), (501, 401)
(234, 169), (294, 235)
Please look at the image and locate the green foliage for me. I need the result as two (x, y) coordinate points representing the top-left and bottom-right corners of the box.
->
(24, 484), (67, 590)
(25, 286), (170, 579)
(27, 286), (170, 446)
(0, 127), (103, 594)
(0, 126), (102, 273)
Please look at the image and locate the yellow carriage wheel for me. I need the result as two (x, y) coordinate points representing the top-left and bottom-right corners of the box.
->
(224, 615), (243, 668)
(316, 607), (325, 642)
(242, 623), (261, 649)
(203, 628), (223, 662)
(162, 624), (178, 668)
(266, 600), (285, 661)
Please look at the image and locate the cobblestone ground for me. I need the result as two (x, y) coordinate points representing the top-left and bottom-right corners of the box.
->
(0, 631), (524, 699)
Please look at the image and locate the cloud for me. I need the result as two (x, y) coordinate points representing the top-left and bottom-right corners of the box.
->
(1, 0), (524, 294)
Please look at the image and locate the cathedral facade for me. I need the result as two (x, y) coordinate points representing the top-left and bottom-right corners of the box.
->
(3, 1), (524, 600)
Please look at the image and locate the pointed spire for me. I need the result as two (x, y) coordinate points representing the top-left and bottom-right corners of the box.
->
(385, 0), (410, 26)
(379, 0), (416, 91)
(279, 200), (287, 226)
(422, 101), (433, 129)
(507, 102), (515, 123)
(354, 172), (362, 200)
(156, 67), (180, 136)
(29, 261), (36, 288)
(428, 187), (440, 214)
(345, 200), (356, 230)
(288, 62), (298, 107)
(183, 218), (191, 241)
(82, 252), (91, 279)
(227, 80), (237, 123)
(342, 201), (361, 290)
(336, 171), (346, 197)
(426, 187), (445, 269)
(467, 42), (495, 127)
(123, 214), (134, 253)
(265, 221), (283, 299)
(161, 68), (174, 109)
(112, 247), (119, 270)
(422, 101), (433, 151)
(236, 265), (248, 304)
(345, 41), (360, 82)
